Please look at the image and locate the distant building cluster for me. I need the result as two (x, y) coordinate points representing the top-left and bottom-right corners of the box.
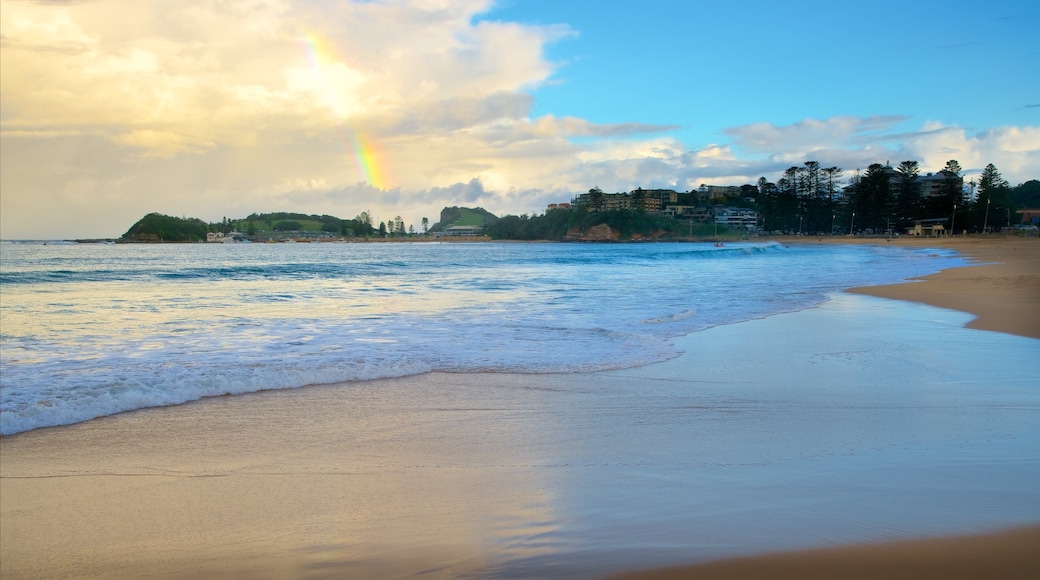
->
(564, 187), (761, 231)
(553, 164), (982, 235)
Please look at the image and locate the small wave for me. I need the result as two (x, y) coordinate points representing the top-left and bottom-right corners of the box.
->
(645, 310), (697, 324)
(0, 241), (964, 436)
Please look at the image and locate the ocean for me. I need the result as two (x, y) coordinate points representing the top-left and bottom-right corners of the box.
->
(0, 240), (965, 436)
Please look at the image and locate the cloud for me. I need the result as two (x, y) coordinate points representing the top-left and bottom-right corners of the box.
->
(0, 0), (573, 156)
(1, 1), (1038, 240)
(723, 115), (910, 154)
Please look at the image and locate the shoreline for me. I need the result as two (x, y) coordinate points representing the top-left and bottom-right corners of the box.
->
(783, 235), (1040, 340)
(2, 237), (1038, 578)
(607, 235), (1040, 579)
(609, 525), (1040, 580)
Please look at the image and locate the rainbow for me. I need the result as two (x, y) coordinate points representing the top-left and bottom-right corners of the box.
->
(342, 129), (389, 190)
(300, 32), (336, 69)
(299, 33), (390, 189)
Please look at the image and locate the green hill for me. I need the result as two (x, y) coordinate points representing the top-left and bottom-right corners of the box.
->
(239, 212), (346, 234)
(430, 206), (499, 232)
(121, 213), (209, 242)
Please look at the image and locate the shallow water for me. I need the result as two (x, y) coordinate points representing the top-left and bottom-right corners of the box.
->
(0, 241), (966, 434)
(2, 295), (1036, 579)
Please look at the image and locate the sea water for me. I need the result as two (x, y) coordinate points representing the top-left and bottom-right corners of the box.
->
(0, 241), (965, 435)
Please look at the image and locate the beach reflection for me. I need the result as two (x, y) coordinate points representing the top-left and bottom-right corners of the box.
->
(3, 296), (1039, 579)
(0, 371), (568, 578)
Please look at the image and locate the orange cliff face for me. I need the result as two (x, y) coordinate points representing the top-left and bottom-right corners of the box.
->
(564, 223), (621, 242)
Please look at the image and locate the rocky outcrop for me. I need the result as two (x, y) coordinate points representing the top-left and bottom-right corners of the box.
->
(564, 223), (621, 242)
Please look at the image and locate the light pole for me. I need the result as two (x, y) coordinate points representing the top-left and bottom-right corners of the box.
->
(798, 215), (803, 235)
(831, 214), (836, 236)
(951, 204), (957, 237)
(983, 195), (991, 233)
(849, 212), (856, 236)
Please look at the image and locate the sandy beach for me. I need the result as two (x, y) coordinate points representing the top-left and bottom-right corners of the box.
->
(612, 235), (1040, 579)
(841, 235), (1040, 340)
(2, 235), (1038, 579)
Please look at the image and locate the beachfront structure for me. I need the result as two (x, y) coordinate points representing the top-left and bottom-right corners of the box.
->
(907, 219), (948, 237)
(206, 231), (243, 243)
(440, 225), (484, 237)
(713, 207), (759, 231)
(1018, 208), (1040, 226)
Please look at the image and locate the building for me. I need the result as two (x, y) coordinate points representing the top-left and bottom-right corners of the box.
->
(698, 185), (742, 202)
(440, 225), (483, 237)
(713, 207), (759, 231)
(1017, 208), (1040, 226)
(571, 188), (680, 212)
(917, 172), (963, 200)
(662, 206), (710, 222)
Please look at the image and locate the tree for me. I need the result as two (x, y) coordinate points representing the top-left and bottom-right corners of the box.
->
(942, 159), (964, 203)
(894, 160), (924, 225)
(121, 212), (209, 242)
(802, 161), (821, 199)
(977, 163), (1009, 198)
(378, 221), (387, 236)
(630, 187), (645, 210)
(1011, 180), (1040, 208)
(273, 220), (302, 231)
(854, 163), (894, 232)
(801, 161), (829, 234)
(931, 159), (964, 228)
(588, 187), (605, 212)
(976, 164), (1012, 232)
(771, 168), (801, 233)
(421, 217), (429, 235)
(822, 167), (843, 203)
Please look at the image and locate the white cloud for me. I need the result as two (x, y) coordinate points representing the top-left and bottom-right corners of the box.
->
(723, 116), (910, 154)
(1, 1), (1038, 240)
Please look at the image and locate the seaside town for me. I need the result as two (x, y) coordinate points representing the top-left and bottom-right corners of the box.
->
(122, 160), (1039, 244)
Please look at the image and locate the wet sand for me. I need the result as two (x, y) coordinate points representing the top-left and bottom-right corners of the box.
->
(839, 235), (1040, 339)
(610, 525), (1040, 580)
(612, 235), (1040, 579)
(2, 236), (1039, 579)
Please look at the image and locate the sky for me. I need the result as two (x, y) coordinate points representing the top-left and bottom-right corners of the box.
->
(1, 0), (1038, 239)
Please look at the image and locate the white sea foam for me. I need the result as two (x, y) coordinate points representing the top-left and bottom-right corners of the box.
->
(0, 241), (965, 434)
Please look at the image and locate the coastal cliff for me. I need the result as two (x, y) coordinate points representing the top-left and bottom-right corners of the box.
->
(564, 223), (621, 242)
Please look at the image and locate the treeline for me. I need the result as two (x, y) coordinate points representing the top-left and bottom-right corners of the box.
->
(121, 213), (209, 242)
(231, 212), (378, 236)
(756, 160), (1034, 234)
(487, 207), (681, 240)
